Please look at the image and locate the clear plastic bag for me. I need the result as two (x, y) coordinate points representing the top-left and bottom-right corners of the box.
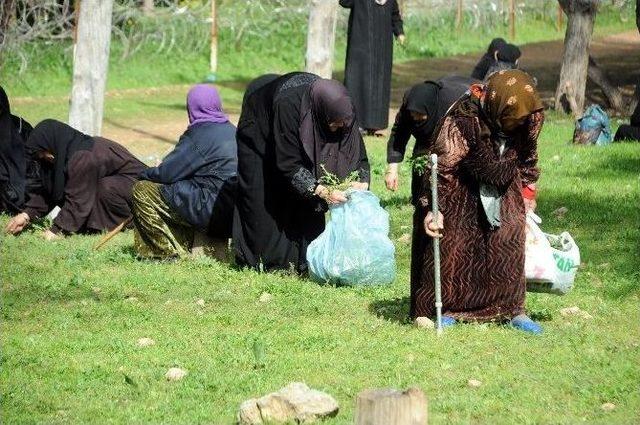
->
(307, 190), (396, 286)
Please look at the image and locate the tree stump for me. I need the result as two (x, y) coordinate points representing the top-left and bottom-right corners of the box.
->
(354, 387), (427, 425)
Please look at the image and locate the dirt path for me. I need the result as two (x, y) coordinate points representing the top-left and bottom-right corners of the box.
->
(17, 31), (639, 158)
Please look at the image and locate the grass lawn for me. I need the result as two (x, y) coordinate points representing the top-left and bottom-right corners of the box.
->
(1, 110), (639, 424)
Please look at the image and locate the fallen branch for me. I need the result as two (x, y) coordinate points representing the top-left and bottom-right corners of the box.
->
(93, 216), (133, 251)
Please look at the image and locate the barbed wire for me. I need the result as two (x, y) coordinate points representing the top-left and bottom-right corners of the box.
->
(0, 0), (633, 75)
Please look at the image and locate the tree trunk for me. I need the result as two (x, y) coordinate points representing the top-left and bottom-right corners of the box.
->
(0, 0), (16, 46)
(142, 0), (154, 16)
(304, 0), (338, 79)
(554, 0), (598, 116)
(587, 55), (626, 112)
(354, 388), (427, 425)
(69, 0), (113, 136)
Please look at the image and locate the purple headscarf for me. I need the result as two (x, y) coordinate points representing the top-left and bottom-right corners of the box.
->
(186, 84), (228, 127)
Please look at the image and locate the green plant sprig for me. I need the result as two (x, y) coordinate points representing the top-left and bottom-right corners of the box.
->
(318, 164), (360, 193)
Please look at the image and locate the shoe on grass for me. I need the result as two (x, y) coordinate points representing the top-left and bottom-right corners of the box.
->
(510, 314), (543, 335)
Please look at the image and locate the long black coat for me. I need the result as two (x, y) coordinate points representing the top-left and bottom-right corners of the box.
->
(232, 73), (370, 274)
(340, 0), (404, 130)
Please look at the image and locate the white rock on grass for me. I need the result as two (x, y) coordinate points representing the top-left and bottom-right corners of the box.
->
(552, 206), (569, 219)
(397, 233), (411, 244)
(196, 298), (206, 307)
(414, 317), (434, 329)
(238, 382), (338, 424)
(467, 379), (482, 388)
(560, 306), (593, 319)
(137, 337), (155, 347)
(259, 292), (273, 303)
(601, 402), (616, 412)
(165, 367), (188, 381)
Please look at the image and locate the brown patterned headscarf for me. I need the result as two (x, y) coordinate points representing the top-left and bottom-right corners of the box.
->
(483, 69), (543, 133)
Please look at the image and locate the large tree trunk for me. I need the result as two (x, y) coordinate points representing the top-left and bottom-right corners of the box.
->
(68, 0), (113, 136)
(354, 388), (427, 425)
(554, 0), (598, 116)
(587, 55), (626, 112)
(304, 0), (338, 79)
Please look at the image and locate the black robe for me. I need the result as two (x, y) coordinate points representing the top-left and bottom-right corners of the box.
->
(0, 86), (33, 213)
(24, 120), (147, 234)
(232, 73), (370, 274)
(614, 97), (640, 142)
(341, 0), (404, 131)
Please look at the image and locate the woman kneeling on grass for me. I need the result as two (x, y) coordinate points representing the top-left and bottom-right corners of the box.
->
(233, 72), (370, 274)
(131, 84), (237, 259)
(412, 69), (544, 334)
(5, 119), (147, 239)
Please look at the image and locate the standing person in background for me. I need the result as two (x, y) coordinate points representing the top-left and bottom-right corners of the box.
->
(0, 85), (34, 214)
(340, 0), (405, 137)
(131, 84), (237, 260)
(5, 119), (147, 239)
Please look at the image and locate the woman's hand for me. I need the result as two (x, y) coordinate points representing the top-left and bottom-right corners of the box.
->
(42, 229), (61, 241)
(350, 181), (369, 191)
(385, 163), (399, 191)
(424, 211), (444, 238)
(315, 185), (349, 205)
(5, 212), (30, 235)
(523, 197), (537, 213)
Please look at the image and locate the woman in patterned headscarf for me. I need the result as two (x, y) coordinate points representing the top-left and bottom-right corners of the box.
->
(411, 69), (545, 334)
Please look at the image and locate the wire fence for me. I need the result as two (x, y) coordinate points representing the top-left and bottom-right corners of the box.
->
(0, 0), (634, 75)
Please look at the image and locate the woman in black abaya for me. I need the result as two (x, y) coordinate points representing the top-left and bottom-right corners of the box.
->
(340, 0), (405, 135)
(233, 73), (370, 274)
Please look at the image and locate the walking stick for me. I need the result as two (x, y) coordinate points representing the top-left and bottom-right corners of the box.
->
(93, 216), (133, 251)
(430, 153), (443, 335)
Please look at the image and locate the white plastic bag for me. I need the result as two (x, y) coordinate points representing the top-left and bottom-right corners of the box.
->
(525, 212), (580, 295)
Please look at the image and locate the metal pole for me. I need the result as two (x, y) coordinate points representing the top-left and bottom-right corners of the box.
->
(430, 154), (443, 335)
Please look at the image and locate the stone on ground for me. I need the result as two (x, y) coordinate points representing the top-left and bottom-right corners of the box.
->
(136, 337), (155, 347)
(467, 379), (482, 388)
(165, 367), (188, 381)
(560, 306), (593, 319)
(414, 317), (434, 329)
(601, 402), (616, 411)
(238, 382), (338, 424)
(259, 292), (273, 303)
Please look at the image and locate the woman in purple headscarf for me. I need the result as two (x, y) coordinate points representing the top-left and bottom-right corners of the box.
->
(131, 84), (237, 259)
(233, 72), (370, 274)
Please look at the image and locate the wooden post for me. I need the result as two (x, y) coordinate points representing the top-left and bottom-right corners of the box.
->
(456, 0), (463, 31)
(210, 0), (218, 76)
(354, 388), (427, 425)
(557, 3), (564, 31)
(554, 0), (598, 116)
(305, 0), (338, 79)
(68, 0), (114, 136)
(509, 0), (516, 39)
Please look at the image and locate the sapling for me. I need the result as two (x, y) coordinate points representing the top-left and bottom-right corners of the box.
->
(318, 164), (360, 193)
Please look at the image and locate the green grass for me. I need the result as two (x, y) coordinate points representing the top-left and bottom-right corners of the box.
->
(1, 6), (634, 98)
(1, 113), (639, 424)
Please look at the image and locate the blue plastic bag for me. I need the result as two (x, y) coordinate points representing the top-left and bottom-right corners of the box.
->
(573, 104), (612, 146)
(307, 190), (396, 286)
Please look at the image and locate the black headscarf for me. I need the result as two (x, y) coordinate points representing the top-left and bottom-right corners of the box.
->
(403, 81), (440, 141)
(26, 119), (94, 204)
(487, 38), (507, 54)
(0, 86), (28, 212)
(299, 79), (362, 179)
(497, 43), (521, 63)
